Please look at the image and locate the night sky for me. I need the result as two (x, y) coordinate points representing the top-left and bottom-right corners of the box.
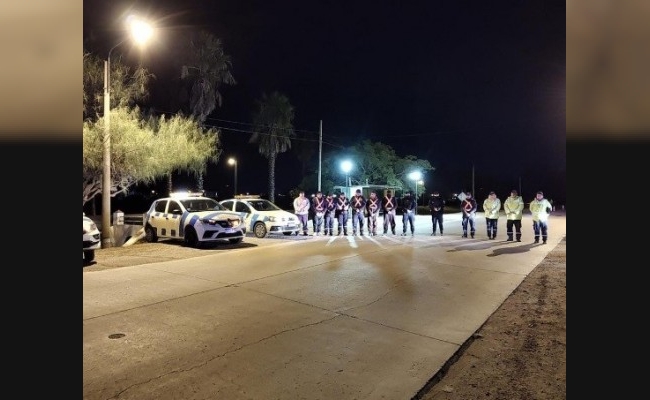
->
(83, 0), (566, 206)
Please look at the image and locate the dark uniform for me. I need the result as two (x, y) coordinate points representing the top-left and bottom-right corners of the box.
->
(401, 192), (416, 235)
(366, 191), (382, 236)
(323, 193), (336, 236)
(312, 192), (326, 236)
(461, 192), (477, 238)
(351, 189), (367, 235)
(428, 191), (445, 236)
(383, 190), (397, 235)
(335, 193), (350, 235)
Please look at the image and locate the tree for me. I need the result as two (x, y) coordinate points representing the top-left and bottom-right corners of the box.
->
(83, 50), (153, 122)
(312, 140), (435, 195)
(83, 107), (220, 206)
(179, 31), (236, 190)
(249, 92), (296, 202)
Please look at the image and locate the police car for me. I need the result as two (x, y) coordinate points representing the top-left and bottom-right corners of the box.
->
(219, 195), (301, 238)
(83, 212), (101, 264)
(144, 192), (246, 248)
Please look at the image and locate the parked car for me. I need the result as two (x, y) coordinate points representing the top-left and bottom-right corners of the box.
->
(83, 213), (101, 264)
(219, 196), (301, 238)
(144, 192), (246, 248)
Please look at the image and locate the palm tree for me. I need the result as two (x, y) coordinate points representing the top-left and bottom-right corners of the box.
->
(249, 92), (295, 202)
(177, 30), (236, 191)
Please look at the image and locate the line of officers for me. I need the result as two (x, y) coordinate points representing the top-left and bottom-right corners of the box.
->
(296, 188), (553, 244)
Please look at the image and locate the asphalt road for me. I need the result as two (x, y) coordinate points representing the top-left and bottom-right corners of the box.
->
(83, 212), (566, 399)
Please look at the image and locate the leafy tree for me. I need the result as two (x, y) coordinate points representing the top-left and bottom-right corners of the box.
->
(249, 92), (296, 202)
(83, 107), (220, 206)
(83, 50), (154, 122)
(309, 140), (435, 195)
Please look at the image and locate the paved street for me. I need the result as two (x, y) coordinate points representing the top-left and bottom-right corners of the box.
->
(83, 212), (566, 399)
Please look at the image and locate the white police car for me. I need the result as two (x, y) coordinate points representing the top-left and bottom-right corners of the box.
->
(219, 195), (301, 238)
(83, 212), (101, 264)
(144, 192), (246, 248)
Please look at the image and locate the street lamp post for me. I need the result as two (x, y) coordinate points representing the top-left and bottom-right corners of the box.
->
(101, 16), (153, 248)
(408, 171), (422, 215)
(418, 180), (424, 206)
(341, 160), (352, 197)
(228, 158), (238, 197)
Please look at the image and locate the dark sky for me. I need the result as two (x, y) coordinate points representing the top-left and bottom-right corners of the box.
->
(84, 0), (566, 204)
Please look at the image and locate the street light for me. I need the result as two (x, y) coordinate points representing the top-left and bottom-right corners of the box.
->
(101, 16), (153, 248)
(228, 158), (238, 196)
(341, 160), (352, 197)
(408, 171), (422, 215)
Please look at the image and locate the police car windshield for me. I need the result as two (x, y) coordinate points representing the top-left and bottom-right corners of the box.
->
(249, 200), (281, 211)
(180, 198), (225, 212)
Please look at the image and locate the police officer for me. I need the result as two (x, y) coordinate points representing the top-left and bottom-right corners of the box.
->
(401, 191), (416, 236)
(529, 190), (552, 244)
(504, 189), (524, 242)
(335, 192), (350, 235)
(383, 190), (397, 235)
(482, 191), (501, 240)
(366, 191), (382, 236)
(312, 191), (326, 236)
(323, 192), (336, 236)
(428, 191), (445, 236)
(351, 189), (367, 236)
(461, 191), (477, 238)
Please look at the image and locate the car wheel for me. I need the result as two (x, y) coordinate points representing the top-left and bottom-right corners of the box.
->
(144, 225), (158, 243)
(228, 237), (243, 244)
(253, 222), (268, 238)
(83, 249), (95, 264)
(183, 227), (200, 248)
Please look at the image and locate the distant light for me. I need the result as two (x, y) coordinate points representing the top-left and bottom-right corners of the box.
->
(341, 160), (352, 173)
(408, 171), (422, 181)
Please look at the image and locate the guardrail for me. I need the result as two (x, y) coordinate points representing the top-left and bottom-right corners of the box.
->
(123, 213), (145, 226)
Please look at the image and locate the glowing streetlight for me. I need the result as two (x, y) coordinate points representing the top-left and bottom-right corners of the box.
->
(340, 160), (353, 198)
(228, 158), (238, 196)
(408, 171), (422, 215)
(102, 15), (154, 248)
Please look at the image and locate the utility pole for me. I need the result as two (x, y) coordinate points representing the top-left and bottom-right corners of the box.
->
(318, 120), (322, 191)
(472, 164), (475, 196)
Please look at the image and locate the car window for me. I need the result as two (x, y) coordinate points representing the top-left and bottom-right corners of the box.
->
(169, 200), (183, 214)
(154, 200), (167, 213)
(235, 202), (250, 213)
(221, 200), (234, 210)
(257, 200), (280, 211)
(180, 198), (223, 212)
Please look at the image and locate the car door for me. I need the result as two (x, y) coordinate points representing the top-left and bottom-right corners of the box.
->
(163, 200), (184, 238)
(234, 201), (254, 230)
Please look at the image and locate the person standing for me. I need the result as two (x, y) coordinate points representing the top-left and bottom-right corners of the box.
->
(366, 190), (382, 236)
(382, 190), (397, 235)
(323, 192), (336, 236)
(504, 189), (524, 242)
(461, 191), (477, 238)
(293, 191), (310, 236)
(351, 189), (367, 236)
(335, 192), (350, 236)
(529, 190), (553, 244)
(428, 191), (445, 236)
(312, 191), (326, 236)
(401, 191), (416, 236)
(482, 191), (502, 240)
